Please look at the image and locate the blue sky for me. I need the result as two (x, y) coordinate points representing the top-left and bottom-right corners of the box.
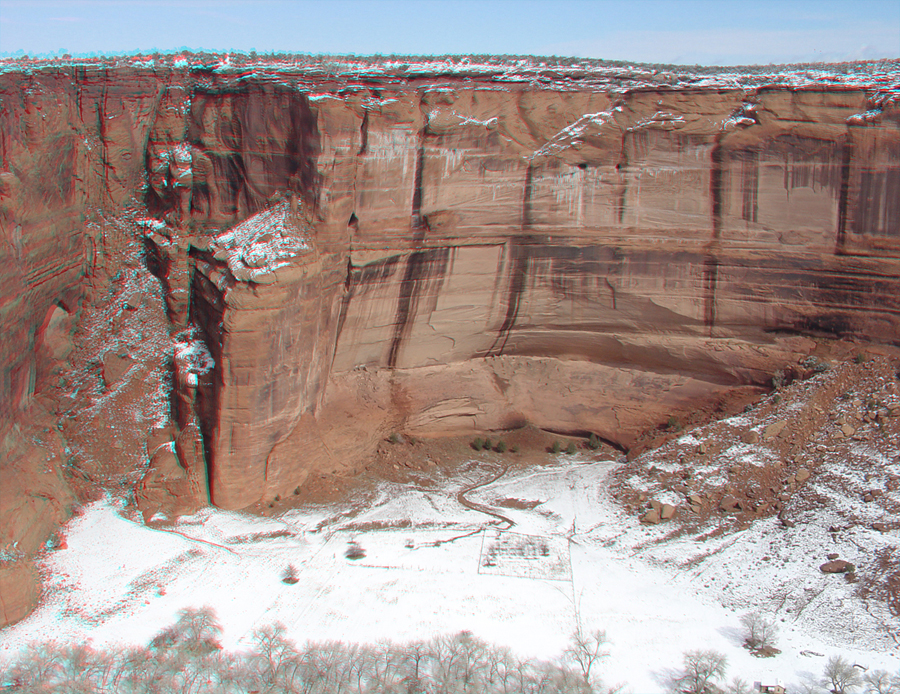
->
(1, 0), (898, 65)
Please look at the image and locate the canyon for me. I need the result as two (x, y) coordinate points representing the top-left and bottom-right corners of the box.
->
(0, 56), (898, 627)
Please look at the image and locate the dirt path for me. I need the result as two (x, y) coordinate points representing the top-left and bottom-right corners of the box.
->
(456, 464), (514, 529)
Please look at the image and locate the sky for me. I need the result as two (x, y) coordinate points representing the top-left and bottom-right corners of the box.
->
(0, 0), (898, 66)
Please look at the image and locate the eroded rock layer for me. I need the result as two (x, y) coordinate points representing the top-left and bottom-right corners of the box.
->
(1, 59), (898, 529)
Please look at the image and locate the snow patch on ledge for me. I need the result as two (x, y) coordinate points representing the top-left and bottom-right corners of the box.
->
(210, 200), (311, 283)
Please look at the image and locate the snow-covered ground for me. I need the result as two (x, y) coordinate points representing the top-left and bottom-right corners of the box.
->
(1, 456), (895, 692)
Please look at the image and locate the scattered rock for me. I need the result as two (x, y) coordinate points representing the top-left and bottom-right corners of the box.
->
(795, 468), (810, 483)
(698, 442), (707, 454)
(741, 430), (760, 444)
(124, 292), (142, 310)
(872, 522), (889, 532)
(102, 351), (133, 387)
(719, 495), (743, 512)
(826, 552), (839, 560)
(660, 503), (676, 520)
(840, 423), (856, 437)
(763, 421), (787, 439)
(820, 559), (855, 574)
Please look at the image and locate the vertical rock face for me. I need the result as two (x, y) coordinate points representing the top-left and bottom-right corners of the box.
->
(1, 59), (898, 520)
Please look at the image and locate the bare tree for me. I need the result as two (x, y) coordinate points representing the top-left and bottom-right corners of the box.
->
(3, 643), (65, 691)
(429, 630), (490, 693)
(728, 676), (753, 694)
(864, 670), (900, 694)
(564, 628), (609, 684)
(739, 612), (778, 652)
(368, 641), (403, 693)
(482, 643), (519, 694)
(0, 617), (621, 694)
(821, 655), (863, 694)
(669, 650), (729, 694)
(152, 605), (223, 658)
(251, 622), (298, 689)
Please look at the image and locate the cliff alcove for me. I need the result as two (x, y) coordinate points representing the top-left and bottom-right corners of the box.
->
(1, 55), (898, 627)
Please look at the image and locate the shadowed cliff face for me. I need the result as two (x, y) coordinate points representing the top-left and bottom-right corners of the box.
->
(1, 62), (899, 539)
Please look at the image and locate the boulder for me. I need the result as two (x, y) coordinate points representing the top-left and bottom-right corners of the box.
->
(641, 509), (660, 525)
(102, 351), (133, 387)
(763, 421), (787, 440)
(820, 560), (855, 574)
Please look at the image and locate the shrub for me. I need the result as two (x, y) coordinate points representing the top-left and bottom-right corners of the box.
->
(510, 444), (519, 453)
(345, 542), (366, 560)
(771, 369), (785, 389)
(588, 433), (601, 450)
(282, 564), (299, 585)
(483, 437), (492, 451)
(565, 442), (576, 455)
(551, 440), (562, 454)
(495, 440), (507, 453)
(472, 437), (483, 451)
(801, 355), (830, 373)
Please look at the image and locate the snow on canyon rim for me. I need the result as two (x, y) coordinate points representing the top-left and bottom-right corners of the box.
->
(1, 454), (896, 693)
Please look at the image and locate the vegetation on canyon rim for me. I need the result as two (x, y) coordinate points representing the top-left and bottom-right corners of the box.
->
(3, 607), (897, 693)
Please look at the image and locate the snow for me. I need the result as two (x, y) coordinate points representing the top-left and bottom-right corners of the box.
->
(210, 200), (311, 283)
(531, 110), (621, 161)
(1, 455), (896, 692)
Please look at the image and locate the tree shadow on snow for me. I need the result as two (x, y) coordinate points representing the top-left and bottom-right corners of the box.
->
(715, 624), (745, 647)
(650, 665), (680, 693)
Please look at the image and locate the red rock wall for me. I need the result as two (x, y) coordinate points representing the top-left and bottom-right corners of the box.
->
(1, 63), (898, 519)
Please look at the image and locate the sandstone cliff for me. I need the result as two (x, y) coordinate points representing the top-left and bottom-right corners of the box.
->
(1, 56), (898, 624)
